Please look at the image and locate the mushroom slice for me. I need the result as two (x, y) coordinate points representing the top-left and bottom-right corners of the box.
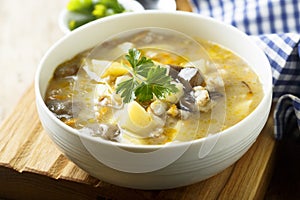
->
(169, 65), (205, 87)
(178, 67), (205, 87)
(79, 123), (120, 141)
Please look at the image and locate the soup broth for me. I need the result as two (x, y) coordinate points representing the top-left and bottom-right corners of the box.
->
(45, 29), (263, 145)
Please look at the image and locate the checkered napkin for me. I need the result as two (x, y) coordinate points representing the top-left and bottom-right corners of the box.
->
(190, 0), (300, 139)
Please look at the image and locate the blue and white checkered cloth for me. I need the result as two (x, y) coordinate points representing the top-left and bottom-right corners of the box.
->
(190, 0), (300, 139)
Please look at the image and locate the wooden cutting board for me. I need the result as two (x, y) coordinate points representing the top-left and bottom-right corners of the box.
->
(0, 84), (276, 200)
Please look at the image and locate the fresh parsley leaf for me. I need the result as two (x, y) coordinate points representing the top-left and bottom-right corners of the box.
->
(136, 57), (155, 78)
(147, 66), (170, 84)
(126, 48), (154, 77)
(145, 66), (178, 99)
(135, 83), (154, 102)
(125, 48), (141, 70)
(116, 48), (178, 103)
(115, 78), (137, 103)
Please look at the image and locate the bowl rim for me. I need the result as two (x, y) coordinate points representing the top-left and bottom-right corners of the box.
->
(36, 10), (273, 150)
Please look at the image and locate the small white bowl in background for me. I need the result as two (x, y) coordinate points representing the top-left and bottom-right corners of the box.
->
(59, 0), (145, 34)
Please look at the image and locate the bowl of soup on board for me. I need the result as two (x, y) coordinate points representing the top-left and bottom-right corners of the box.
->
(35, 11), (272, 189)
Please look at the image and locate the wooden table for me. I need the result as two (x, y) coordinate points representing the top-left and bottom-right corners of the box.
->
(0, 0), (277, 199)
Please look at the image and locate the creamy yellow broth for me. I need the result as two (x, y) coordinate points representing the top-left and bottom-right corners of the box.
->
(45, 30), (263, 145)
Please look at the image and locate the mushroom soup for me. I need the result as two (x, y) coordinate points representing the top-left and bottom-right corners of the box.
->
(44, 29), (263, 145)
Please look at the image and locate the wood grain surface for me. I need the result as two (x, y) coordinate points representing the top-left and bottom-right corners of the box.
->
(0, 0), (277, 199)
(0, 85), (277, 199)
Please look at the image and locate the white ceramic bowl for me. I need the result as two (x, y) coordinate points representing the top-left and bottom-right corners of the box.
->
(36, 11), (272, 189)
(59, 0), (145, 34)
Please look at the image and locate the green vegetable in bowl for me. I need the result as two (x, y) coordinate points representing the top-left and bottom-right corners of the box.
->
(67, 0), (125, 30)
(116, 48), (179, 103)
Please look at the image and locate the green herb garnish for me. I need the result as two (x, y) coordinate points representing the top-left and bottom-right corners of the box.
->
(116, 48), (178, 103)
